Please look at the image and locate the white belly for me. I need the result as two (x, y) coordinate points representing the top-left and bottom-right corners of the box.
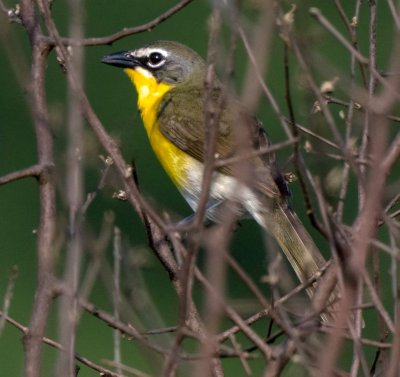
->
(180, 158), (265, 222)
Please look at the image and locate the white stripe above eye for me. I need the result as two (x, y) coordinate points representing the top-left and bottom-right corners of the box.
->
(132, 47), (169, 59)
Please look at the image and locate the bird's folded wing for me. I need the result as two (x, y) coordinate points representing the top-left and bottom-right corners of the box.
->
(157, 85), (282, 199)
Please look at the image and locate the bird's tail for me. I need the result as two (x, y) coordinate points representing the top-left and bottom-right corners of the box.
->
(254, 203), (330, 297)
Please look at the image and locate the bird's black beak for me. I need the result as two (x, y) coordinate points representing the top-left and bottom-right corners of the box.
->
(101, 51), (139, 69)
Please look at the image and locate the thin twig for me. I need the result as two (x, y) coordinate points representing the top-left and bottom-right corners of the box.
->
(0, 266), (18, 335)
(363, 270), (395, 333)
(194, 268), (276, 360)
(103, 360), (151, 377)
(217, 261), (333, 343)
(238, 26), (291, 137)
(214, 137), (299, 169)
(387, 0), (400, 30)
(283, 38), (325, 236)
(387, 303), (400, 377)
(297, 123), (340, 150)
(325, 95), (400, 123)
(358, 0), (377, 211)
(56, 0), (85, 372)
(382, 133), (400, 171)
(0, 164), (45, 185)
(310, 7), (400, 104)
(0, 310), (125, 377)
(80, 157), (113, 215)
(113, 227), (123, 376)
(0, 0), (7, 13)
(41, 0), (194, 47)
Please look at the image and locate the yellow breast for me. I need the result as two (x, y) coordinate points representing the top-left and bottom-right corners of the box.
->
(124, 67), (189, 189)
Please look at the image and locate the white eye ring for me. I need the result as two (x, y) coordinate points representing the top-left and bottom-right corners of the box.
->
(147, 51), (166, 68)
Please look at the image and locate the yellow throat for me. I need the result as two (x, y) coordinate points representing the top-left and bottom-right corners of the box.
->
(124, 67), (172, 134)
(124, 67), (191, 189)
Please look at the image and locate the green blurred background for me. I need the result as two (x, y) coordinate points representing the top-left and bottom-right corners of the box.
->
(0, 1), (397, 376)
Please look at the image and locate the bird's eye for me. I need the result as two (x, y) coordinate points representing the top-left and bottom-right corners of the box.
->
(147, 52), (165, 68)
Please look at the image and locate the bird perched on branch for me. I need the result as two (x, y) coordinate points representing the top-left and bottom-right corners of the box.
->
(102, 40), (332, 308)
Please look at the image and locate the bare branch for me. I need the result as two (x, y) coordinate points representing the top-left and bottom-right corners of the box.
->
(18, 2), (57, 376)
(3, 1), (400, 375)
(41, 0), (194, 47)
(0, 310), (125, 377)
(0, 164), (45, 185)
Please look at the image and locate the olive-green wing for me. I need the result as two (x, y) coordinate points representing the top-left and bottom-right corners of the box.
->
(157, 85), (233, 165)
(157, 85), (282, 199)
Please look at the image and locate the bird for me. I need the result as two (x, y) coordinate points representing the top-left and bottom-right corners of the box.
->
(101, 40), (330, 301)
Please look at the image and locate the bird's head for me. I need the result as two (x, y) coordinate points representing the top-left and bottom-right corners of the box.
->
(101, 40), (206, 86)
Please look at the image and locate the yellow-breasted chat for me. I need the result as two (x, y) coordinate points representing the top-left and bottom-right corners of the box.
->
(102, 40), (331, 301)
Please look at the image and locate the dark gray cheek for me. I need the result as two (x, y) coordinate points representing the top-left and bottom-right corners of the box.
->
(163, 63), (185, 83)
